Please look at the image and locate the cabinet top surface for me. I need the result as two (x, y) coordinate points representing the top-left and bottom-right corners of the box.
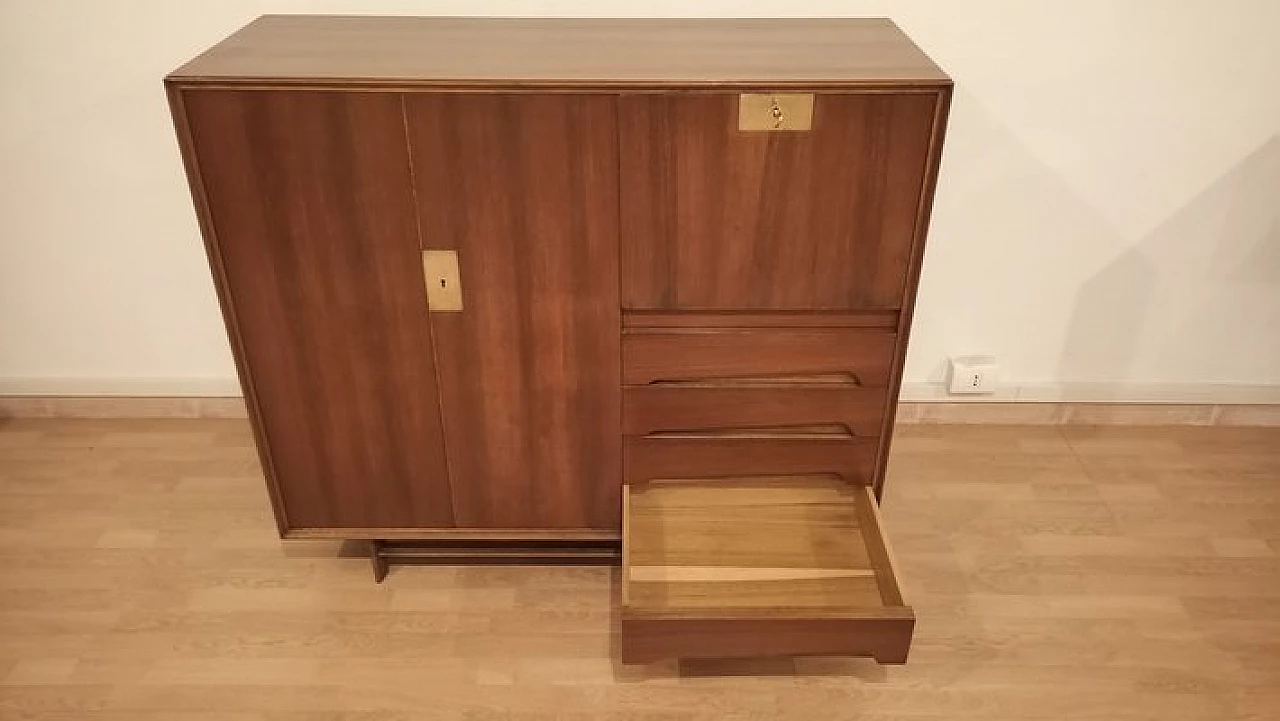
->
(169, 16), (949, 86)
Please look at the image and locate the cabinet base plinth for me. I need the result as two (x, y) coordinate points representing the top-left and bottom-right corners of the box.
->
(368, 539), (621, 582)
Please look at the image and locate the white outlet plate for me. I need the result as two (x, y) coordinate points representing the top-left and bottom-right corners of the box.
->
(947, 355), (999, 395)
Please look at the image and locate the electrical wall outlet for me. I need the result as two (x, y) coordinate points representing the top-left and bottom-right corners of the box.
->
(947, 355), (999, 394)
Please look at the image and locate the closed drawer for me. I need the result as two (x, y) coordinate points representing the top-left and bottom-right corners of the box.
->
(623, 327), (896, 386)
(623, 327), (891, 484)
(624, 434), (877, 485)
(623, 384), (887, 437)
(621, 477), (913, 663)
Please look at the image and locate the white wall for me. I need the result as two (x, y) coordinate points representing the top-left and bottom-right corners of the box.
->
(2, 1), (1278, 400)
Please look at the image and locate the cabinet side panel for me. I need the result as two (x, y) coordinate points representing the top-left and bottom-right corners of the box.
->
(181, 88), (454, 529)
(167, 84), (288, 534)
(874, 87), (953, 498)
(405, 94), (622, 530)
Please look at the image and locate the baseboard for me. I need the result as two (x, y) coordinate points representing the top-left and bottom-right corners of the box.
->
(0, 396), (248, 419)
(2, 395), (1278, 426)
(0, 377), (242, 397)
(3, 378), (1274, 404)
(896, 402), (1280, 426)
(900, 381), (1280, 404)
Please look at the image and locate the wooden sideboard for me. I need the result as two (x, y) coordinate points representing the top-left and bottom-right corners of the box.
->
(167, 15), (951, 664)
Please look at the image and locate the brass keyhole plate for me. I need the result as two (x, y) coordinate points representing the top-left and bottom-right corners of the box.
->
(422, 250), (463, 311)
(738, 93), (814, 131)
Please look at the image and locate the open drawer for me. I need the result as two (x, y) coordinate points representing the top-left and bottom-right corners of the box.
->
(620, 477), (913, 664)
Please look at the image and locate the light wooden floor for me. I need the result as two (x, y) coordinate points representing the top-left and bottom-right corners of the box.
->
(1, 419), (1277, 719)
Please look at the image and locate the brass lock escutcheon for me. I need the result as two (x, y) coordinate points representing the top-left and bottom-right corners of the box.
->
(422, 250), (463, 312)
(738, 93), (814, 131)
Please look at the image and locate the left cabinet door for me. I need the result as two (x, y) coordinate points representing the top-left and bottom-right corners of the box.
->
(178, 89), (455, 532)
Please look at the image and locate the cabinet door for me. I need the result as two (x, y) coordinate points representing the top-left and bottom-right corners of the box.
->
(620, 93), (938, 310)
(182, 90), (454, 531)
(405, 95), (621, 530)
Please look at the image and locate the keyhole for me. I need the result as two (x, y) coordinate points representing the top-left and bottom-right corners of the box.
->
(440, 278), (447, 288)
(770, 100), (784, 127)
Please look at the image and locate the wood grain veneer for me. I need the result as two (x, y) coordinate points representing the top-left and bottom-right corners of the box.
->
(624, 436), (878, 485)
(622, 310), (899, 329)
(176, 89), (453, 531)
(170, 16), (948, 86)
(623, 385), (887, 437)
(620, 93), (937, 310)
(622, 328), (896, 387)
(170, 17), (949, 538)
(404, 93), (621, 530)
(872, 83), (952, 498)
(166, 17), (954, 663)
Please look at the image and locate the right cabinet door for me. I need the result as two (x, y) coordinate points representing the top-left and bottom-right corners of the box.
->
(620, 92), (938, 310)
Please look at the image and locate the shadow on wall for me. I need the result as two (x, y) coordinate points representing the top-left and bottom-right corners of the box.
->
(910, 89), (1126, 383)
(1058, 135), (1280, 386)
(1056, 242), (1156, 385)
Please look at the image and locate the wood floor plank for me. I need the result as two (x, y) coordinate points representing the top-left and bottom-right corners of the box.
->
(0, 418), (1275, 717)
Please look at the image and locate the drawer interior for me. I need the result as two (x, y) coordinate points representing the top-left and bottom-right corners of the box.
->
(621, 476), (913, 663)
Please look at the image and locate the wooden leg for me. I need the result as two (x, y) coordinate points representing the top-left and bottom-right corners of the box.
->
(364, 539), (618, 583)
(370, 540), (389, 583)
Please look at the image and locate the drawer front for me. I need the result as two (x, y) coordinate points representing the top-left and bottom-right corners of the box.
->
(623, 328), (896, 386)
(620, 92), (939, 310)
(623, 384), (887, 437)
(624, 435), (877, 484)
(621, 479), (914, 663)
(621, 615), (914, 663)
